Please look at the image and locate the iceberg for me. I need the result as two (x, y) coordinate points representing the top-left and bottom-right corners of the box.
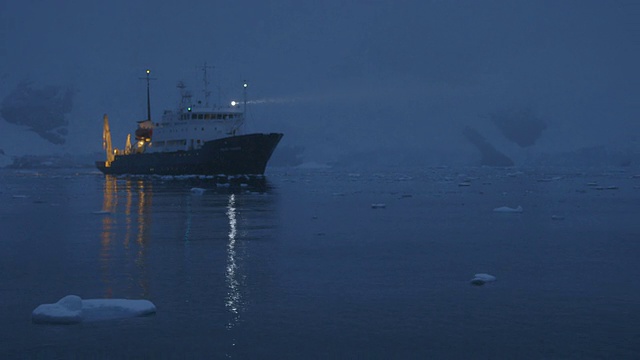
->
(493, 205), (523, 213)
(32, 295), (156, 324)
(470, 273), (496, 286)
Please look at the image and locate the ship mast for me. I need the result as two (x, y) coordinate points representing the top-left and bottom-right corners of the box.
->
(243, 80), (248, 114)
(140, 69), (156, 121)
(200, 62), (214, 107)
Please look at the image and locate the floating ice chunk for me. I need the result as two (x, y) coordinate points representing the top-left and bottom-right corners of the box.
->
(493, 205), (523, 213)
(32, 295), (83, 324)
(371, 203), (386, 209)
(190, 187), (206, 195)
(32, 295), (156, 324)
(594, 186), (618, 190)
(81, 298), (156, 322)
(470, 273), (496, 286)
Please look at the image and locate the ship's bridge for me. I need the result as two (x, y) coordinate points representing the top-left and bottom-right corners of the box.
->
(148, 106), (245, 153)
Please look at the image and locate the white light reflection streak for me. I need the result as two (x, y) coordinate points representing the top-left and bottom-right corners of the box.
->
(225, 194), (241, 328)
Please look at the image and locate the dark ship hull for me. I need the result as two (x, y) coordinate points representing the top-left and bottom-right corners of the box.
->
(96, 133), (283, 175)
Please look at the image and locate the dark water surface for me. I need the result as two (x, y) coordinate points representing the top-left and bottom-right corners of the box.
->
(1, 167), (639, 359)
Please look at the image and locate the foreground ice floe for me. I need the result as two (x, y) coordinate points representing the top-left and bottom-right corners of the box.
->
(470, 273), (496, 286)
(32, 295), (156, 324)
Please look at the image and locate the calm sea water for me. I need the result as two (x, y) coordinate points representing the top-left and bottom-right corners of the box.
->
(1, 166), (639, 359)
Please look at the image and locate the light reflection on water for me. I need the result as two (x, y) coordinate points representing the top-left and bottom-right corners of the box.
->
(226, 193), (242, 329)
(96, 175), (272, 334)
(100, 176), (152, 298)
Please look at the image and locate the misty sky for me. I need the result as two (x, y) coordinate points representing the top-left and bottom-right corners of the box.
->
(1, 0), (638, 164)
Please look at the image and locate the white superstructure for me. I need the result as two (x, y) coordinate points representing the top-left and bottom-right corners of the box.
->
(128, 65), (249, 154)
(147, 106), (245, 153)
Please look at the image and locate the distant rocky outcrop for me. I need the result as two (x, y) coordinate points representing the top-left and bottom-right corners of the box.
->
(0, 81), (74, 145)
(489, 108), (546, 147)
(0, 148), (10, 168)
(463, 127), (514, 167)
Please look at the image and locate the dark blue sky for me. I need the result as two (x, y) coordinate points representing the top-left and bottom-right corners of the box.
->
(1, 0), (638, 164)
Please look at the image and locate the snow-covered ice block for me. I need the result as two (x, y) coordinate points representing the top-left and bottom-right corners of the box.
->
(470, 273), (496, 286)
(32, 295), (156, 324)
(32, 295), (83, 324)
(493, 205), (523, 213)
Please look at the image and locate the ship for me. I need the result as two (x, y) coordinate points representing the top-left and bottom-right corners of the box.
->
(96, 67), (283, 175)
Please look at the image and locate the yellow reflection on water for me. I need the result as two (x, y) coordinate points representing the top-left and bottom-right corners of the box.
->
(99, 176), (151, 298)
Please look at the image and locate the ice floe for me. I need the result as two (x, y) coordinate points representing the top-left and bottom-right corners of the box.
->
(32, 295), (156, 324)
(493, 205), (523, 213)
(594, 185), (618, 190)
(470, 273), (496, 286)
(190, 187), (206, 195)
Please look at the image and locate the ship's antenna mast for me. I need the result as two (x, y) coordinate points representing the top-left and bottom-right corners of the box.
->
(140, 69), (156, 121)
(199, 62), (214, 107)
(243, 80), (248, 114)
